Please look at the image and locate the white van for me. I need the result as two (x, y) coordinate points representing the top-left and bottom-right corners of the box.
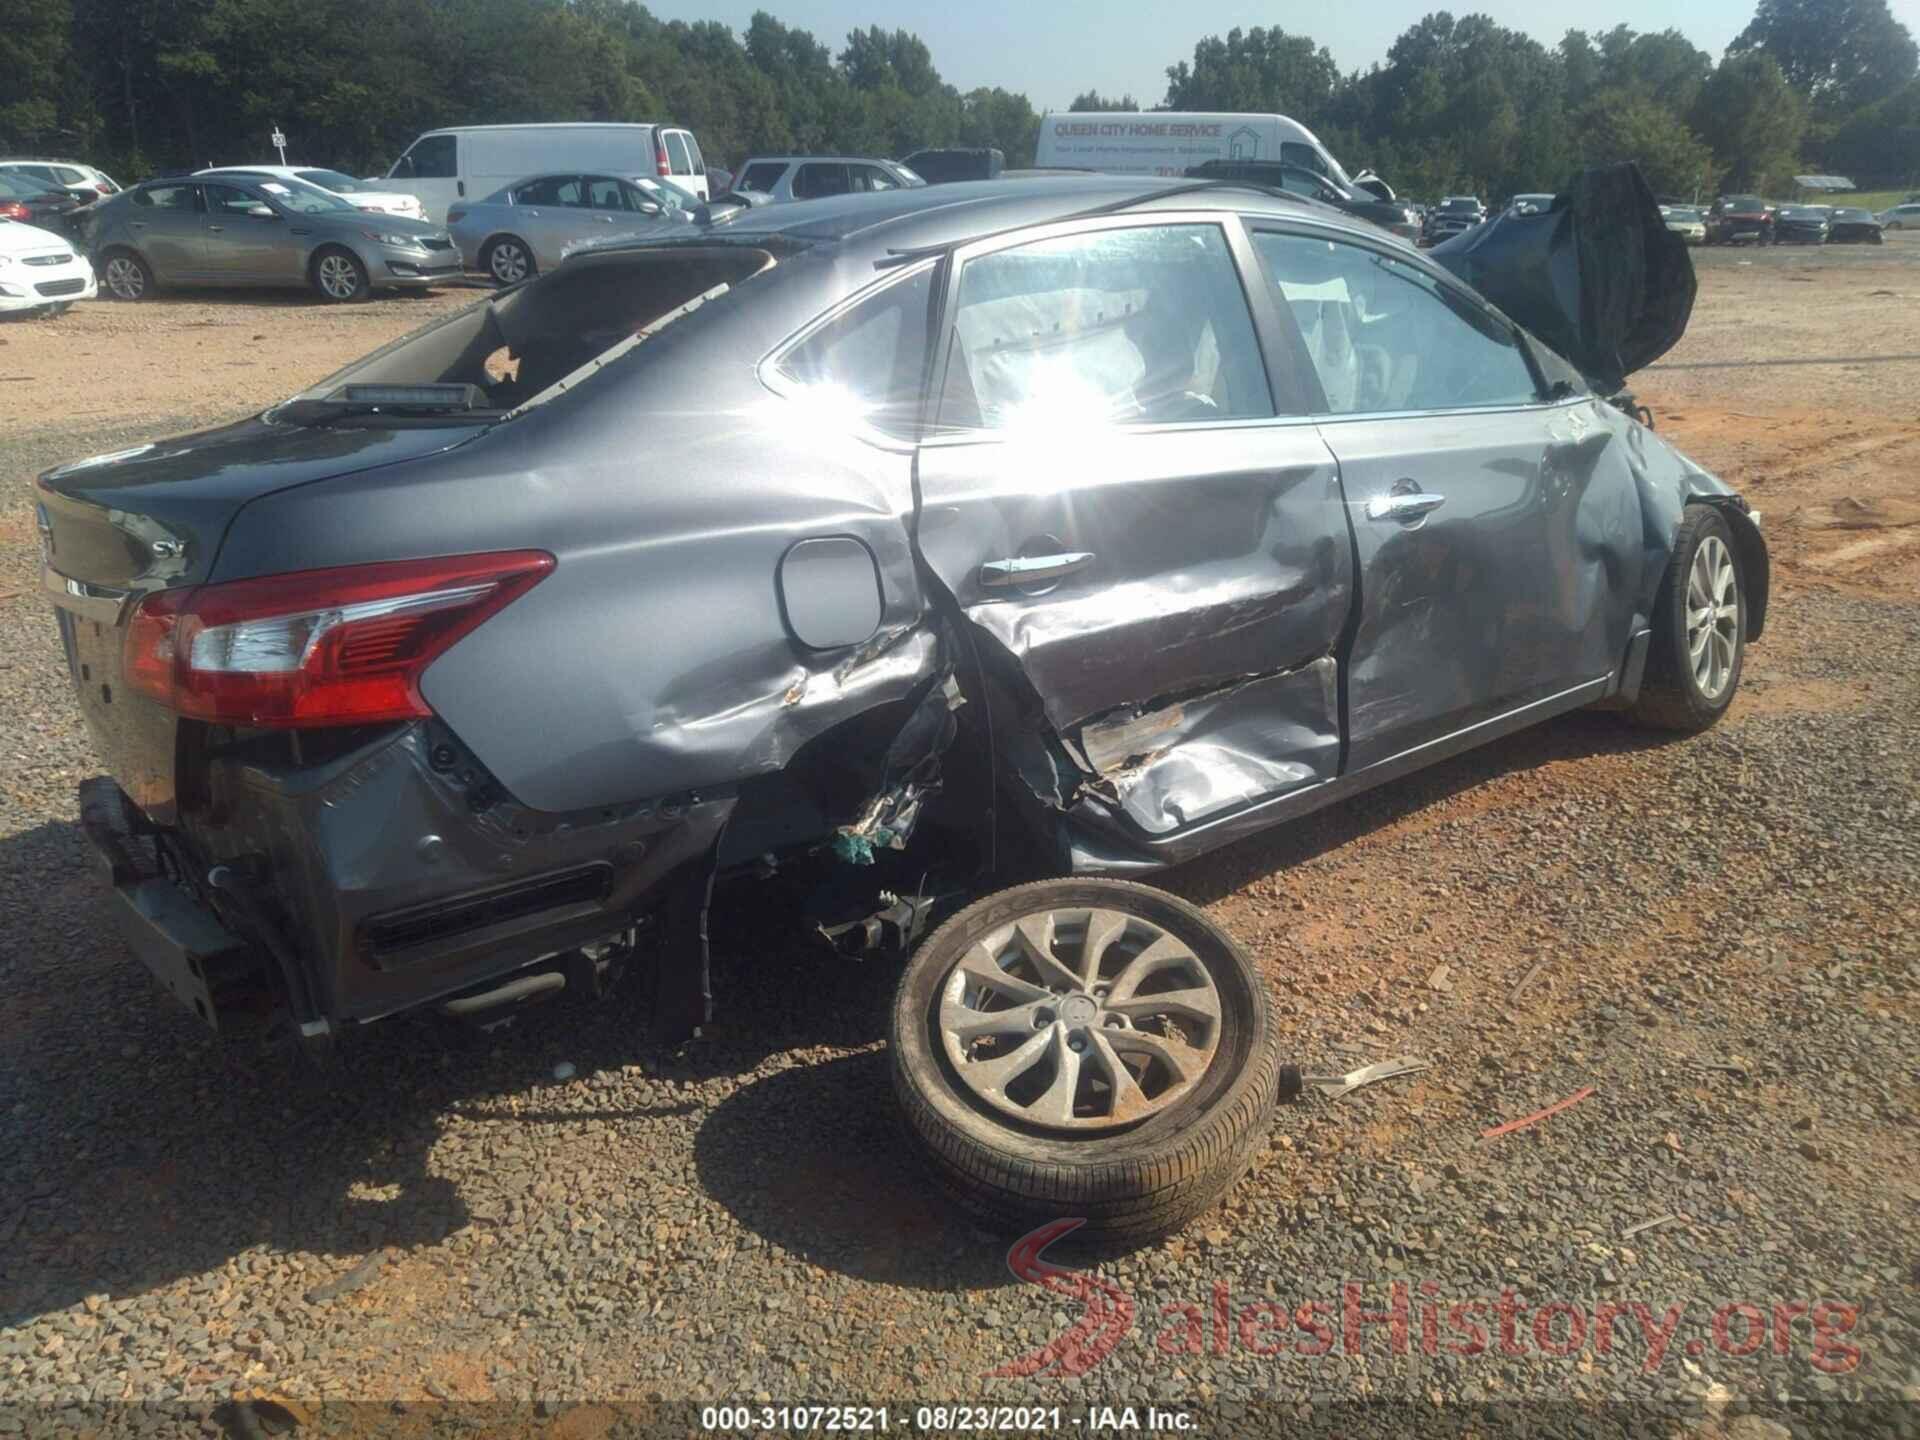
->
(382, 123), (709, 222)
(1034, 112), (1353, 189)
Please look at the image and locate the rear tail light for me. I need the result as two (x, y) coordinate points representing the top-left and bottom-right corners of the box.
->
(123, 551), (553, 727)
(0, 202), (28, 221)
(655, 139), (670, 176)
(94, 181), (112, 195)
(446, 207), (467, 225)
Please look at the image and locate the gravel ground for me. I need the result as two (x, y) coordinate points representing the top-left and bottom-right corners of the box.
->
(1, 246), (1917, 1436)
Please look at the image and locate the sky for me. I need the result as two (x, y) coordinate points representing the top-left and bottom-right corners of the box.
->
(652, 0), (1920, 111)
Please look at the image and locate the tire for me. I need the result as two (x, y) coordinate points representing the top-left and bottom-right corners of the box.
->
(311, 246), (369, 303)
(890, 878), (1282, 1245)
(100, 248), (153, 301)
(483, 236), (535, 286)
(1630, 506), (1746, 733)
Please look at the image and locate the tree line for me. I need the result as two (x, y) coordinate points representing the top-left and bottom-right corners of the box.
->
(2, 0), (1915, 201)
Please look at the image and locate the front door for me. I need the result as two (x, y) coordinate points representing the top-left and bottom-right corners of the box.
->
(1246, 227), (1629, 772)
(200, 183), (296, 282)
(914, 215), (1355, 836)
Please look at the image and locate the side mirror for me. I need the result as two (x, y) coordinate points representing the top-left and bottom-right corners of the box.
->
(634, 200), (661, 217)
(246, 204), (276, 220)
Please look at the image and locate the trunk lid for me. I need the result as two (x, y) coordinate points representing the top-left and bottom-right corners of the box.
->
(39, 415), (487, 819)
(1430, 162), (1695, 395)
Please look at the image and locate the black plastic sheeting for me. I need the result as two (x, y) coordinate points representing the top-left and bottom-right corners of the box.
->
(1430, 162), (1695, 395)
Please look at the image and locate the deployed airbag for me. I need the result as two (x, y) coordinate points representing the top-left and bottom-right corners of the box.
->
(1430, 163), (1694, 394)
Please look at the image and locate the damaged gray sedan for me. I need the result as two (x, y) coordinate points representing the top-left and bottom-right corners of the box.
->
(39, 169), (1766, 1243)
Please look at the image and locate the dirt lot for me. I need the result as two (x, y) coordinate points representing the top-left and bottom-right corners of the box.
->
(1, 240), (1917, 1431)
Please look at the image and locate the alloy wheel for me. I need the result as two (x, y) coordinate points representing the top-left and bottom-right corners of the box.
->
(317, 253), (361, 300)
(937, 907), (1223, 1132)
(104, 256), (144, 300)
(1687, 534), (1739, 700)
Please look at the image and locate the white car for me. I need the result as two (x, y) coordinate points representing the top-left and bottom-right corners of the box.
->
(1661, 205), (1708, 244)
(194, 165), (425, 220)
(0, 217), (96, 314)
(0, 158), (122, 202)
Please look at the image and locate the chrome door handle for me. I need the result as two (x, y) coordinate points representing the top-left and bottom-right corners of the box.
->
(206, 225), (224, 233)
(1366, 491), (1446, 523)
(980, 552), (1094, 587)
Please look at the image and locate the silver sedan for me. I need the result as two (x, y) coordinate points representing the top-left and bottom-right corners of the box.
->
(448, 174), (704, 283)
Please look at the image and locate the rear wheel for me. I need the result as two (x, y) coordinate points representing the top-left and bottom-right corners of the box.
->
(483, 236), (534, 286)
(101, 249), (153, 301)
(1630, 507), (1746, 733)
(890, 879), (1282, 1245)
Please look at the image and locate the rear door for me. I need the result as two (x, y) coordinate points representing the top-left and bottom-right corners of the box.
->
(792, 163), (851, 200)
(662, 131), (706, 200)
(1246, 225), (1631, 772)
(126, 182), (207, 279)
(913, 214), (1355, 836)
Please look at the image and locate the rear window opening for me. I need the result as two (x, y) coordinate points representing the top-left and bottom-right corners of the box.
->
(276, 246), (777, 424)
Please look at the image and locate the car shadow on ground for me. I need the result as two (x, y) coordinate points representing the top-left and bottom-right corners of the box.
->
(0, 707), (1681, 1318)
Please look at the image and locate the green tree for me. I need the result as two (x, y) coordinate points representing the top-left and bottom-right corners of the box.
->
(0, 0), (70, 148)
(1578, 89), (1715, 195)
(1069, 91), (1139, 112)
(1692, 53), (1807, 191)
(1730, 0), (1919, 114)
(1163, 26), (1340, 122)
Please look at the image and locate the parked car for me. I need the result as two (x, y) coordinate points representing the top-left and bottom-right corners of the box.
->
(0, 170), (83, 236)
(0, 158), (121, 203)
(1825, 206), (1884, 244)
(448, 172), (706, 282)
(1773, 204), (1830, 244)
(0, 216), (96, 315)
(1183, 158), (1416, 241)
(1660, 205), (1707, 243)
(1421, 195), (1485, 244)
(38, 170), (1763, 1243)
(1875, 202), (1920, 229)
(732, 156), (925, 203)
(381, 123), (710, 222)
(900, 147), (1004, 183)
(1705, 195), (1774, 245)
(85, 173), (457, 302)
(195, 165), (425, 220)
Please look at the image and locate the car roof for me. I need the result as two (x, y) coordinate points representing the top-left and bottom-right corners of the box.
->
(638, 175), (1371, 261)
(419, 122), (670, 135)
(742, 156), (902, 166)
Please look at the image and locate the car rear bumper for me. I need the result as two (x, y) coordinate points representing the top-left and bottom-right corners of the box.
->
(79, 723), (735, 1030)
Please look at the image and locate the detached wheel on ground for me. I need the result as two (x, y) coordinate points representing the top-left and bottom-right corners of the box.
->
(311, 247), (370, 303)
(890, 878), (1281, 1245)
(483, 236), (535, 286)
(100, 249), (153, 301)
(1631, 506), (1746, 732)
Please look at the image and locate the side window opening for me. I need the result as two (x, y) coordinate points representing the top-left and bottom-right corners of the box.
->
(1252, 231), (1540, 414)
(403, 134), (457, 180)
(772, 265), (935, 441)
(937, 224), (1274, 432)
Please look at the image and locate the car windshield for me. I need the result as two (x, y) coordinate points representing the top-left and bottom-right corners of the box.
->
(892, 164), (924, 185)
(250, 176), (358, 214)
(297, 169), (371, 193)
(1441, 199), (1478, 211)
(1831, 208), (1869, 220)
(0, 173), (36, 198)
(1668, 207), (1701, 219)
(1723, 196), (1764, 210)
(1781, 207), (1824, 218)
